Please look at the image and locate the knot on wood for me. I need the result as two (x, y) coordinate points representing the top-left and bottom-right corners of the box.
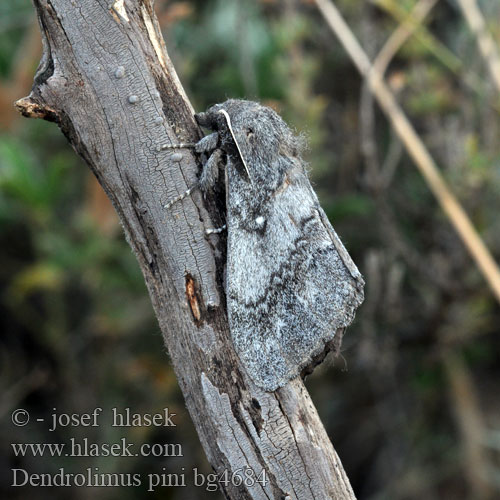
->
(15, 97), (60, 123)
(185, 274), (202, 324)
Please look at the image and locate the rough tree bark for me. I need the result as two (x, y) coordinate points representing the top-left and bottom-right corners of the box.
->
(16, 1), (357, 498)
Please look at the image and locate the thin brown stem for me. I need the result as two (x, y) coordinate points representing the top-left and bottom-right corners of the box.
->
(315, 0), (500, 305)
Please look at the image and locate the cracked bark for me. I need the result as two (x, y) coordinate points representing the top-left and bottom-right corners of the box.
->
(16, 1), (357, 498)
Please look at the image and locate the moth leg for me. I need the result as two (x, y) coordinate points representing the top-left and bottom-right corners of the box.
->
(163, 185), (197, 209)
(157, 132), (219, 153)
(195, 132), (219, 153)
(199, 148), (223, 194)
(161, 133), (221, 209)
(205, 224), (226, 235)
(156, 142), (196, 152)
(163, 148), (223, 209)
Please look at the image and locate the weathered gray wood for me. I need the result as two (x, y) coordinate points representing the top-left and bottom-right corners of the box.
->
(16, 1), (356, 498)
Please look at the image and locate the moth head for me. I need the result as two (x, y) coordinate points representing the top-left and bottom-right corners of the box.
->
(196, 102), (256, 183)
(197, 100), (303, 185)
(194, 108), (221, 130)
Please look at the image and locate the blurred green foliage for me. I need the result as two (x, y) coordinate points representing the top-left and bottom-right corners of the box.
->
(1, 0), (500, 499)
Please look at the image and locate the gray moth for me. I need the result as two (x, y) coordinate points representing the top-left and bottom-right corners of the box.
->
(163, 99), (364, 391)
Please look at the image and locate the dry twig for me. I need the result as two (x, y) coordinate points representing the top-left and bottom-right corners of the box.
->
(360, 0), (437, 191)
(457, 0), (500, 93)
(373, 0), (438, 77)
(314, 0), (500, 304)
(443, 351), (492, 498)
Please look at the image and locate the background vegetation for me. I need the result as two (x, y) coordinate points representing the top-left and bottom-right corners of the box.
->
(1, 0), (499, 498)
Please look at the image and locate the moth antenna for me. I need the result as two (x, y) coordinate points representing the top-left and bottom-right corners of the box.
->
(217, 109), (253, 184)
